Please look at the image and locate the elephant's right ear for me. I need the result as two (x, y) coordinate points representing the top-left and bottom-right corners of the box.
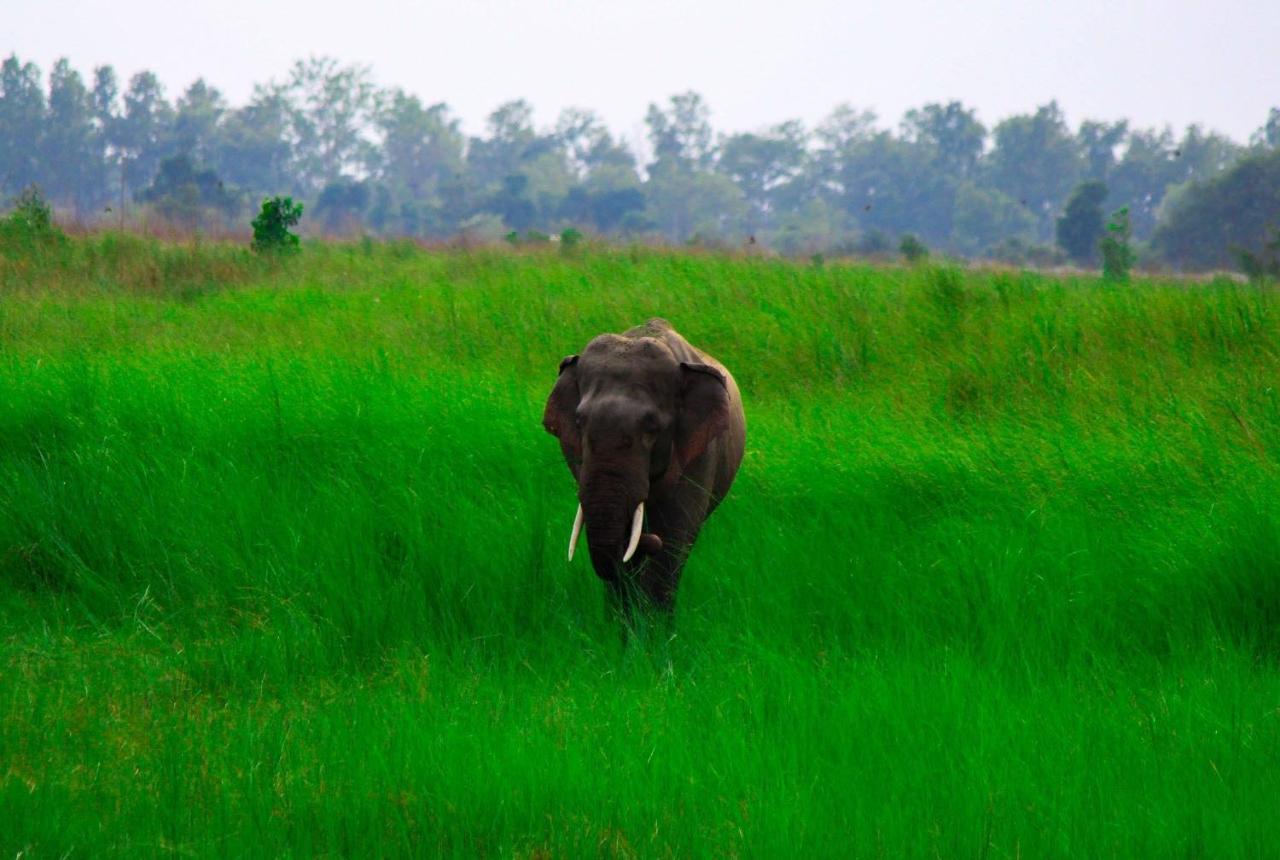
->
(542, 354), (581, 452)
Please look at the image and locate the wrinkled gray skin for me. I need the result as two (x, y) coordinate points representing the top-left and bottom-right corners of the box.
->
(543, 318), (746, 616)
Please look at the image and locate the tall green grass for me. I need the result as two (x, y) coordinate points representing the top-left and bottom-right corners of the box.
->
(2, 237), (1278, 856)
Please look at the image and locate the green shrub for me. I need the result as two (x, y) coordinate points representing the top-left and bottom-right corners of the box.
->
(559, 227), (583, 255)
(251, 196), (304, 255)
(899, 233), (929, 263)
(1234, 225), (1280, 284)
(0, 186), (65, 250)
(1100, 207), (1135, 282)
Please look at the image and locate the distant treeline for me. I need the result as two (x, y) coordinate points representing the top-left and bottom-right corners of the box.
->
(2, 54), (1279, 269)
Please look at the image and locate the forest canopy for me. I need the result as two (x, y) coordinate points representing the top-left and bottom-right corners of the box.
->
(2, 54), (1277, 270)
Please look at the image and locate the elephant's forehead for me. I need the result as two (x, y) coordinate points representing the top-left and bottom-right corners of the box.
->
(581, 335), (679, 375)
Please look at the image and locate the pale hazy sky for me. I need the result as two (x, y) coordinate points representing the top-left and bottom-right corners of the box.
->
(7, 0), (1279, 146)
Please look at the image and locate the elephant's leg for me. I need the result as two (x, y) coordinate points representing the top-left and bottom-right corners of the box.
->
(638, 544), (687, 613)
(642, 487), (711, 614)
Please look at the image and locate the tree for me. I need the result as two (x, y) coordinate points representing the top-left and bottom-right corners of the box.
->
(641, 92), (733, 242)
(518, 147), (574, 226)
(645, 91), (715, 171)
(1055, 179), (1108, 266)
(951, 183), (1036, 256)
(1077, 119), (1128, 181)
(465, 99), (575, 229)
(771, 198), (852, 256)
(91, 65), (122, 216)
(1150, 148), (1280, 270)
(212, 88), (296, 199)
(556, 117), (645, 234)
(553, 110), (640, 235)
(117, 71), (174, 197)
(91, 65), (118, 134)
(139, 154), (237, 227)
(314, 177), (370, 231)
(1171, 124), (1240, 185)
(467, 99), (539, 190)
(372, 90), (467, 235)
(823, 131), (956, 247)
(985, 102), (1083, 241)
(0, 55), (45, 197)
(1107, 125), (1241, 241)
(1253, 108), (1280, 149)
(1107, 128), (1178, 239)
(1, 56), (1271, 254)
(436, 170), (477, 235)
(555, 108), (636, 177)
(560, 185), (646, 233)
(280, 57), (377, 194)
(376, 90), (464, 201)
(901, 101), (986, 180)
(644, 159), (746, 242)
(43, 59), (107, 215)
(718, 121), (808, 234)
(170, 79), (227, 164)
(487, 173), (537, 231)
(812, 103), (877, 195)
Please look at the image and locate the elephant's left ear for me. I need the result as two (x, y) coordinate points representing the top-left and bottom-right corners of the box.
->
(542, 354), (581, 449)
(675, 361), (730, 468)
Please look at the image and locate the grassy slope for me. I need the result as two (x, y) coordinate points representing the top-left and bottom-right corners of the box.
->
(2, 237), (1278, 856)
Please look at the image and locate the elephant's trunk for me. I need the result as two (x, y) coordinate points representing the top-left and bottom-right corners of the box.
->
(579, 465), (649, 581)
(566, 502), (642, 564)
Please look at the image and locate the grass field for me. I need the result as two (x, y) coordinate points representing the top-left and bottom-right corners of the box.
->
(2, 235), (1278, 856)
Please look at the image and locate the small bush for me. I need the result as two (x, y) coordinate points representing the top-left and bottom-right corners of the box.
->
(1100, 207), (1135, 282)
(899, 234), (929, 263)
(251, 196), (304, 255)
(1, 186), (65, 250)
(1234, 225), (1280, 284)
(559, 227), (583, 255)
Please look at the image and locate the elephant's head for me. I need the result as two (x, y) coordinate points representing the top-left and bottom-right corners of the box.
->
(543, 333), (730, 581)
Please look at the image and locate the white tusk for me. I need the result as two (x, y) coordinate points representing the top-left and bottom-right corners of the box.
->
(567, 504), (584, 562)
(621, 502), (645, 563)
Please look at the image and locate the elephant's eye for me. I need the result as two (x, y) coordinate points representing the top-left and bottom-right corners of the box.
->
(641, 413), (660, 433)
(574, 413), (586, 429)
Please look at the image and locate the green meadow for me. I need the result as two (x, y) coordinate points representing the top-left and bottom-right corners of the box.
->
(2, 236), (1278, 856)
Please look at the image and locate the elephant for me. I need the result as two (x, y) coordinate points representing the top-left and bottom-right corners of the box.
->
(542, 318), (746, 616)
